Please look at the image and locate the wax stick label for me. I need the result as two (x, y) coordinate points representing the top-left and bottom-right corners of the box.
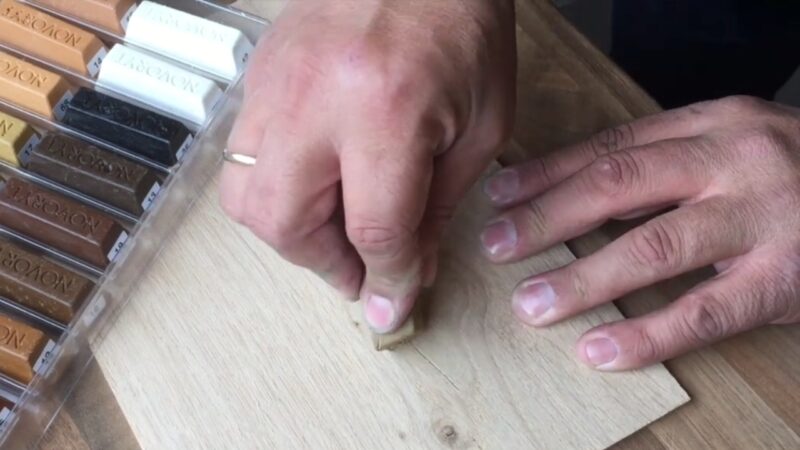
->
(81, 294), (107, 327)
(0, 406), (13, 435)
(175, 134), (193, 161)
(32, 339), (57, 374)
(237, 47), (250, 66)
(107, 231), (128, 262)
(87, 47), (107, 78)
(141, 182), (161, 211)
(120, 4), (138, 32)
(53, 90), (73, 121)
(16, 133), (40, 166)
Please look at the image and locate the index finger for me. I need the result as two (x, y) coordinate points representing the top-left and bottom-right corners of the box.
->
(485, 101), (719, 206)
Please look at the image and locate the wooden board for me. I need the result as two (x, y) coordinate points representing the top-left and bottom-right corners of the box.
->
(91, 161), (687, 450)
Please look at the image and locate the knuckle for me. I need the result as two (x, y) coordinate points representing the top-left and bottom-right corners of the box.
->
(749, 257), (799, 323)
(347, 223), (413, 258)
(736, 127), (786, 158)
(587, 123), (636, 159)
(715, 95), (767, 113)
(628, 220), (683, 270)
(530, 157), (557, 187)
(332, 42), (413, 111)
(631, 327), (663, 364)
(681, 293), (729, 345)
(586, 151), (641, 197)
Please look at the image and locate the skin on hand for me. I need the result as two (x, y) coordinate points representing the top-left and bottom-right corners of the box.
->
(220, 0), (517, 333)
(483, 96), (800, 370)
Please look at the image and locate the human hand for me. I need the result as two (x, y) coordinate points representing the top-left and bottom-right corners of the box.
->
(220, 0), (517, 333)
(482, 96), (800, 370)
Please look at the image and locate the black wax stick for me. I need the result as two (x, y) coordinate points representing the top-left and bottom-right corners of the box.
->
(61, 88), (194, 166)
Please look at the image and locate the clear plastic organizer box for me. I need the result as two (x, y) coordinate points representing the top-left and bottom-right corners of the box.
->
(0, 1), (267, 446)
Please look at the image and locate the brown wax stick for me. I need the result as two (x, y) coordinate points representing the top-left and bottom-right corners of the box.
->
(0, 177), (128, 268)
(0, 238), (94, 323)
(29, 0), (138, 35)
(28, 133), (162, 216)
(0, 313), (51, 383)
(0, 49), (74, 120)
(0, 0), (108, 77)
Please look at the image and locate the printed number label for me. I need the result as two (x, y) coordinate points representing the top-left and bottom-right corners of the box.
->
(33, 340), (57, 375)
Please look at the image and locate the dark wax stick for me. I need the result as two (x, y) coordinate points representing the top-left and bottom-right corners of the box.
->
(0, 237), (94, 323)
(28, 133), (161, 216)
(0, 177), (128, 268)
(62, 88), (194, 166)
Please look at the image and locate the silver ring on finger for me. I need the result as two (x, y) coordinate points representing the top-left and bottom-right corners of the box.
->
(223, 148), (257, 166)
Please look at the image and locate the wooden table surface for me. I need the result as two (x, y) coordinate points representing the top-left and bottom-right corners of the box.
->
(38, 0), (800, 448)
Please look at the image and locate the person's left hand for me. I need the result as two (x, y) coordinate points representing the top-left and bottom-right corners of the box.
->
(480, 95), (800, 370)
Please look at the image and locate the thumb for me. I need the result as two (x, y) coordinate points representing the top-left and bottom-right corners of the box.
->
(342, 142), (433, 334)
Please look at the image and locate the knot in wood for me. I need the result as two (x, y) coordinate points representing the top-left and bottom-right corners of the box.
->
(437, 424), (458, 445)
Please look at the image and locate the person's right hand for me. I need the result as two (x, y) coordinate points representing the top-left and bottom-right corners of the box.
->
(220, 0), (517, 333)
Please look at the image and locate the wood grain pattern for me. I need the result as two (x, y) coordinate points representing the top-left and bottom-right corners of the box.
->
(92, 161), (686, 449)
(40, 0), (800, 448)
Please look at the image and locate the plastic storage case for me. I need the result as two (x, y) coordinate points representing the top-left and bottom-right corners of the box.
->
(0, 1), (267, 446)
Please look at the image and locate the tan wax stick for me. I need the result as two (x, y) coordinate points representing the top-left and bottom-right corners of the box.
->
(0, 314), (51, 383)
(0, 49), (74, 120)
(0, 0), (108, 77)
(372, 316), (417, 351)
(31, 0), (138, 35)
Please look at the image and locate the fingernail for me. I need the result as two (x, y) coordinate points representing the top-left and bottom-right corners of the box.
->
(484, 169), (519, 204)
(480, 219), (518, 258)
(365, 294), (396, 333)
(512, 280), (555, 325)
(584, 337), (619, 368)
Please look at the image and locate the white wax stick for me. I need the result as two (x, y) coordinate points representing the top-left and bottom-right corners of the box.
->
(98, 44), (223, 125)
(125, 1), (253, 81)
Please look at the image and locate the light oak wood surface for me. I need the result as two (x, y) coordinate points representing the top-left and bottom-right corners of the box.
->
(38, 0), (800, 448)
(91, 164), (686, 449)
(87, 1), (687, 448)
